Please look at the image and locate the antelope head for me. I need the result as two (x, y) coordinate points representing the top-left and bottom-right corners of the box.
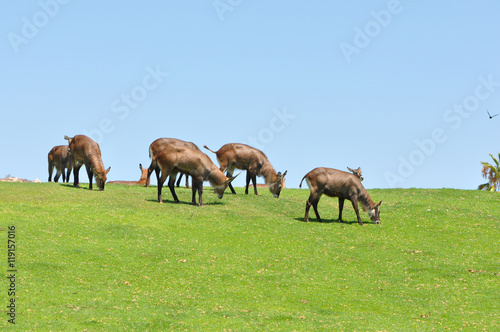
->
(214, 172), (240, 199)
(347, 167), (363, 181)
(368, 201), (383, 224)
(95, 167), (111, 190)
(269, 170), (287, 198)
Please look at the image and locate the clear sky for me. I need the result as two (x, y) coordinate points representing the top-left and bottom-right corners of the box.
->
(1, 1), (499, 190)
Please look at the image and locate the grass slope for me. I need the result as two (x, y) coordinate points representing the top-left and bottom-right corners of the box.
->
(0, 183), (499, 330)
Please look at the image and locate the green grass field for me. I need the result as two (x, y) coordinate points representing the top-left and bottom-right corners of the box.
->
(1, 182), (499, 330)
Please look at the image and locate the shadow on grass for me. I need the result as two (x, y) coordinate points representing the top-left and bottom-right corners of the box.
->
(59, 183), (93, 190)
(293, 217), (366, 225)
(145, 198), (224, 206)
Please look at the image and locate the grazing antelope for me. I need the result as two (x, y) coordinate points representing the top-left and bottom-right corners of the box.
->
(203, 143), (286, 198)
(299, 167), (382, 225)
(48, 145), (73, 183)
(156, 145), (237, 206)
(347, 167), (363, 181)
(146, 138), (201, 188)
(64, 135), (110, 190)
(108, 164), (148, 185)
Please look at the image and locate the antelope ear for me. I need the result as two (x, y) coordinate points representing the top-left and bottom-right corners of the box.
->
(376, 200), (383, 207)
(139, 164), (143, 171)
(225, 176), (236, 185)
(283, 170), (287, 177)
(226, 172), (241, 184)
(276, 172), (282, 182)
(106, 167), (111, 174)
(347, 167), (354, 172)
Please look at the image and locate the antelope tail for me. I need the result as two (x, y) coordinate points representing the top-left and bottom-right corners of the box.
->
(299, 175), (307, 189)
(203, 145), (217, 154)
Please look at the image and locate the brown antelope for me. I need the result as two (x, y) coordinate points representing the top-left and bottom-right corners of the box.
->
(347, 167), (363, 181)
(203, 143), (286, 198)
(48, 145), (73, 183)
(64, 135), (110, 190)
(146, 138), (201, 188)
(299, 167), (382, 225)
(108, 164), (148, 185)
(156, 145), (237, 206)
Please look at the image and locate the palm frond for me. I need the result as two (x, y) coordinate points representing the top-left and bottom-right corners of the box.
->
(489, 153), (500, 169)
(478, 153), (500, 191)
(478, 183), (491, 191)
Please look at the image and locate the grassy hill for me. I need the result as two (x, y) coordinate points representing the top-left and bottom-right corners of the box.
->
(0, 182), (498, 330)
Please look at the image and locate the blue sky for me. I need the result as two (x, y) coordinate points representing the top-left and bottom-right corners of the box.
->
(1, 1), (499, 190)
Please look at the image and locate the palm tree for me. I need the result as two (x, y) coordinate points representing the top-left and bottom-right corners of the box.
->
(478, 153), (500, 192)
